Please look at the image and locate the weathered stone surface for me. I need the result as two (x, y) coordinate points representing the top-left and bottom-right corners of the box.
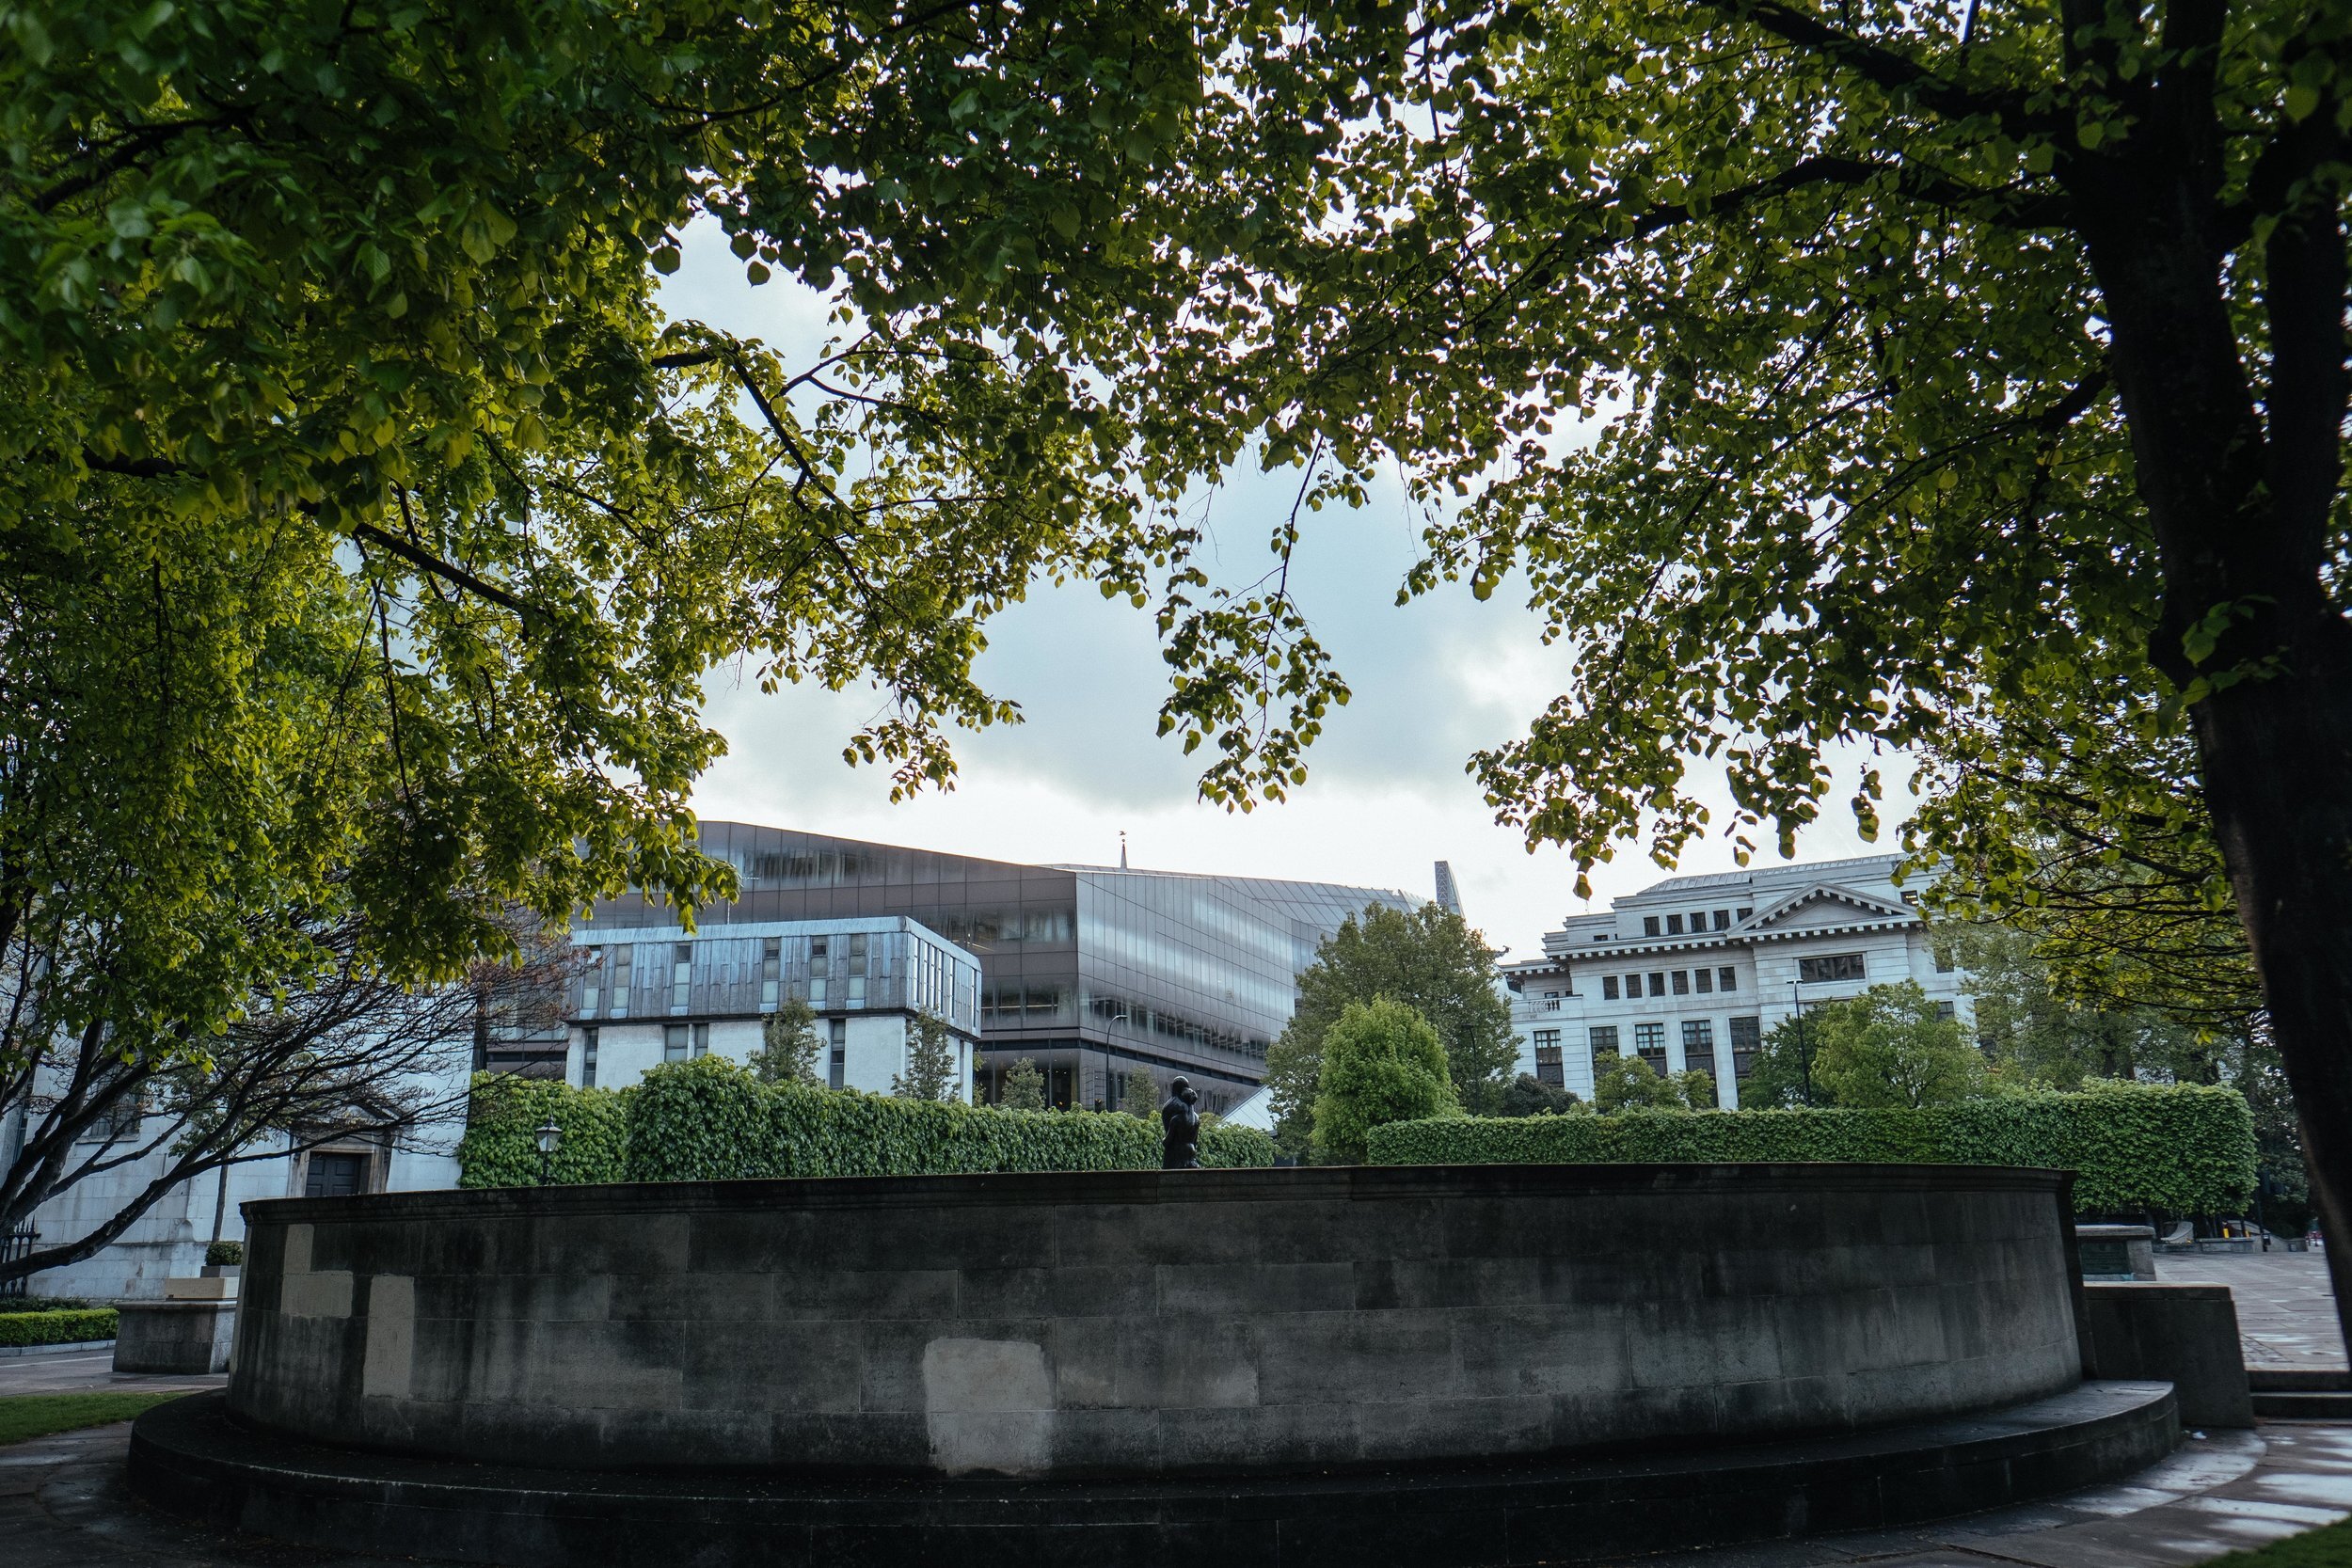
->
(226, 1164), (2088, 1478)
(115, 1302), (237, 1375)
(2081, 1281), (2255, 1427)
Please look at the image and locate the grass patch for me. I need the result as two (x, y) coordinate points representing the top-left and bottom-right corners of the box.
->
(2201, 1515), (2352, 1565)
(0, 1392), (183, 1447)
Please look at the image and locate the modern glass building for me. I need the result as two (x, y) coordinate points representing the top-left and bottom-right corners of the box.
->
(576, 823), (1418, 1115)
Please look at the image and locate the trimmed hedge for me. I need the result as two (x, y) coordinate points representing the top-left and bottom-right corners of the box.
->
(0, 1307), (119, 1348)
(1365, 1082), (2257, 1214)
(455, 1071), (630, 1189)
(458, 1057), (1276, 1186)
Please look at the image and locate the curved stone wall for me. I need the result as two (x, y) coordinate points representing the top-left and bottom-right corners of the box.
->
(227, 1164), (2085, 1478)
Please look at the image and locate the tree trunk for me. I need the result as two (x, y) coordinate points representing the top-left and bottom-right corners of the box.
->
(2189, 626), (2352, 1344)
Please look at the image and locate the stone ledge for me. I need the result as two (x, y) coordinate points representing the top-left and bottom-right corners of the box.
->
(130, 1381), (2178, 1568)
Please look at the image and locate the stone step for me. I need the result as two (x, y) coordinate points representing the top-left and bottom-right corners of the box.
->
(2248, 1367), (2352, 1393)
(2251, 1390), (2352, 1419)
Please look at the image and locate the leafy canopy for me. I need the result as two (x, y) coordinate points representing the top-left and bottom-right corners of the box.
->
(1802, 982), (1984, 1109)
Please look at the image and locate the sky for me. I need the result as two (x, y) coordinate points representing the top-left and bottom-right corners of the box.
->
(658, 224), (1909, 958)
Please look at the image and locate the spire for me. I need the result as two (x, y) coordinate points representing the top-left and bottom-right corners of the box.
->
(1120, 830), (1129, 871)
(1434, 861), (1463, 917)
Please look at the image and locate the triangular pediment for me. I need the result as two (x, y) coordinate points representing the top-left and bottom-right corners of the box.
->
(1744, 883), (1915, 932)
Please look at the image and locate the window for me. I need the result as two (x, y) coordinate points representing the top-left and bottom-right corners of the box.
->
(809, 974), (828, 1007)
(581, 1027), (599, 1088)
(1534, 1029), (1564, 1086)
(1714, 911), (1731, 930)
(1934, 1001), (1958, 1022)
(1689, 911), (1708, 932)
(1589, 1025), (1620, 1074)
(609, 955), (629, 1018)
(1632, 1022), (1667, 1075)
(1601, 974), (1620, 1001)
(1670, 970), (1690, 995)
(847, 974), (866, 1006)
(1695, 968), (1713, 994)
(664, 1023), (691, 1063)
(1797, 953), (1867, 983)
(811, 936), (830, 961)
(692, 1022), (711, 1057)
(1542, 991), (1562, 1012)
(1719, 967), (1738, 992)
(1648, 973), (1667, 998)
(304, 1151), (370, 1198)
(671, 942), (692, 1013)
(79, 1092), (143, 1144)
(1736, 907), (1753, 920)
(762, 939), (782, 1007)
(848, 932), (868, 970)
(581, 947), (601, 1017)
(1729, 1016), (1762, 1081)
(1644, 915), (1661, 937)
(1934, 946), (1957, 974)
(828, 1019), (848, 1090)
(1681, 1018), (1714, 1068)
(1626, 973), (1643, 997)
(1665, 913), (1684, 935)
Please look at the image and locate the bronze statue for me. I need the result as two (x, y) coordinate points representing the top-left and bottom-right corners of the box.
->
(1160, 1076), (1200, 1169)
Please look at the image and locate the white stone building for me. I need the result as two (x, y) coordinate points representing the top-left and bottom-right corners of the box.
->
(562, 914), (983, 1100)
(1504, 854), (1969, 1109)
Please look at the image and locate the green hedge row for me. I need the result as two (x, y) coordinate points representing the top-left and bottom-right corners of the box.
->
(1366, 1082), (2257, 1213)
(0, 1307), (119, 1348)
(459, 1059), (1276, 1187)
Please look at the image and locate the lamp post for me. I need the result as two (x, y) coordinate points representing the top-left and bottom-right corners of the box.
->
(535, 1117), (563, 1187)
(1789, 980), (1815, 1105)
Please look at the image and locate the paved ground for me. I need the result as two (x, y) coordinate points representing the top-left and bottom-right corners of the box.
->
(2153, 1248), (2349, 1370)
(0, 1413), (2345, 1567)
(0, 1347), (225, 1399)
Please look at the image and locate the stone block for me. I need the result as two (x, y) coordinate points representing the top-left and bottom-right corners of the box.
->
(2081, 1282), (2253, 1427)
(115, 1301), (236, 1375)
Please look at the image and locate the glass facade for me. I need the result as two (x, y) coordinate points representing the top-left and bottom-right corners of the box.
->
(580, 824), (1415, 1115)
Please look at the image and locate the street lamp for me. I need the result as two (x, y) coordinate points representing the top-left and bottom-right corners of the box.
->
(535, 1117), (563, 1187)
(1789, 980), (1816, 1105)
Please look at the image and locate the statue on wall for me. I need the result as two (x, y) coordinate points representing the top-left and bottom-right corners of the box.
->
(1160, 1076), (1200, 1169)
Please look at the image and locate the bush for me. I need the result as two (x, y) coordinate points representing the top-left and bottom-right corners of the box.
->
(455, 1070), (630, 1189)
(0, 1307), (119, 1348)
(459, 1056), (1277, 1186)
(1365, 1080), (2257, 1213)
(1312, 997), (1457, 1165)
(203, 1240), (243, 1267)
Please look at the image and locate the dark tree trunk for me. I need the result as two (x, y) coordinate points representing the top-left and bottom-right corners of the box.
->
(2072, 92), (2352, 1347)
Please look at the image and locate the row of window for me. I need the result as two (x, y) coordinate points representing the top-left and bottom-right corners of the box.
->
(1530, 1017), (1768, 1092)
(1601, 967), (1740, 1001)
(1640, 907), (1754, 938)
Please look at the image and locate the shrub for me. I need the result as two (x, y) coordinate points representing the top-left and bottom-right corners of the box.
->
(203, 1240), (244, 1267)
(472, 1055), (1279, 1185)
(0, 1307), (119, 1348)
(1312, 997), (1457, 1165)
(1365, 1080), (2257, 1213)
(454, 1070), (630, 1189)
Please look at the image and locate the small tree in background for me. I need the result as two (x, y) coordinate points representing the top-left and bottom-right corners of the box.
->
(1497, 1073), (1581, 1118)
(1121, 1061), (1161, 1119)
(892, 1013), (960, 1101)
(1000, 1058), (1047, 1112)
(750, 997), (823, 1085)
(1807, 983), (1983, 1110)
(1675, 1069), (1717, 1112)
(1311, 998), (1457, 1165)
(1593, 1054), (1679, 1114)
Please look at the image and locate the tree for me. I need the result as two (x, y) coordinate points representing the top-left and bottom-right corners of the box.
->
(1954, 921), (2233, 1088)
(1804, 984), (1983, 1110)
(1311, 998), (1457, 1164)
(1121, 1062), (1162, 1120)
(1265, 902), (1516, 1155)
(892, 1014), (960, 1102)
(1741, 1017), (1826, 1111)
(1089, 0), (2352, 1338)
(3, 915), (568, 1284)
(1498, 1073), (1583, 1117)
(999, 1058), (1047, 1113)
(750, 999), (823, 1087)
(0, 0), (1428, 1091)
(1591, 1054), (1678, 1113)
(1677, 1069), (1719, 1111)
